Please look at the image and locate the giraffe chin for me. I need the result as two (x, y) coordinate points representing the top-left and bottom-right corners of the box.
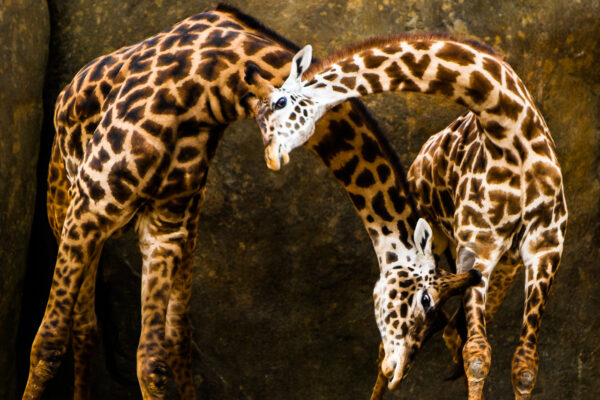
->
(264, 143), (289, 171)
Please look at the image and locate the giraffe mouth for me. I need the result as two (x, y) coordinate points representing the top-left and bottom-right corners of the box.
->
(382, 350), (411, 391)
(264, 142), (289, 171)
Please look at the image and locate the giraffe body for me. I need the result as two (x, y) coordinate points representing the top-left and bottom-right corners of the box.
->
(32, 6), (476, 400)
(249, 34), (567, 399)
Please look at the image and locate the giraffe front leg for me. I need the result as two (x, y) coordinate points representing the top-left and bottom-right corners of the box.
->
(454, 244), (497, 400)
(135, 198), (199, 399)
(461, 275), (492, 400)
(443, 254), (523, 382)
(512, 239), (562, 399)
(23, 196), (122, 400)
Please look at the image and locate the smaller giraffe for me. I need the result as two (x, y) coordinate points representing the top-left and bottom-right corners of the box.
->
(246, 34), (567, 399)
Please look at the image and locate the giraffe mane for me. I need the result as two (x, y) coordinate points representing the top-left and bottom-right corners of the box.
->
(303, 32), (503, 81)
(213, 3), (302, 52)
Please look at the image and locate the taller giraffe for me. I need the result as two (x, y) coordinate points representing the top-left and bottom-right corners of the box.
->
(30, 6), (477, 400)
(247, 35), (567, 399)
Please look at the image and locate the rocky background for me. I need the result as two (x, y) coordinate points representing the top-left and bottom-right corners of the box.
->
(2, 0), (598, 399)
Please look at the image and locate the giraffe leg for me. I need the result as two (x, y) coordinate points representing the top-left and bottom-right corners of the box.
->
(23, 194), (128, 400)
(461, 274), (492, 400)
(453, 245), (500, 400)
(135, 197), (199, 400)
(443, 254), (523, 381)
(71, 253), (102, 400)
(511, 234), (562, 400)
(370, 343), (387, 400)
(165, 196), (203, 399)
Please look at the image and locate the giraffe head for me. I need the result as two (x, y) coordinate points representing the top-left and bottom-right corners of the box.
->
(245, 45), (328, 170)
(374, 219), (481, 389)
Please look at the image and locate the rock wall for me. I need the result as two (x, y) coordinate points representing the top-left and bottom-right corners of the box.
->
(0, 1), (49, 399)
(7, 0), (600, 399)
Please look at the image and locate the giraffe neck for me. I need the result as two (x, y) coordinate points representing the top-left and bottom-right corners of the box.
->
(301, 34), (548, 156)
(303, 100), (421, 267)
(211, 9), (423, 265)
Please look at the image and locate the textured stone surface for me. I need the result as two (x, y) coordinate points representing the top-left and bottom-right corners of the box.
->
(9, 0), (600, 399)
(0, 1), (49, 399)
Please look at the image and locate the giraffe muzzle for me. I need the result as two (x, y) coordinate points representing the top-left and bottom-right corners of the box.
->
(264, 142), (289, 171)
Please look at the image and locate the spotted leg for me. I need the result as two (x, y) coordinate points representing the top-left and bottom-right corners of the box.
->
(135, 197), (199, 399)
(453, 243), (504, 400)
(164, 195), (203, 399)
(370, 343), (387, 400)
(511, 230), (562, 399)
(23, 194), (132, 400)
(71, 252), (103, 400)
(443, 253), (523, 378)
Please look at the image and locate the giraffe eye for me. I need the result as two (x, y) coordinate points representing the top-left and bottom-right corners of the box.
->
(421, 293), (431, 311)
(274, 97), (287, 110)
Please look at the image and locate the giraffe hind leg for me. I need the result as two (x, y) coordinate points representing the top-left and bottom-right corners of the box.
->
(512, 229), (563, 400)
(135, 197), (200, 399)
(165, 196), (203, 399)
(71, 253), (103, 400)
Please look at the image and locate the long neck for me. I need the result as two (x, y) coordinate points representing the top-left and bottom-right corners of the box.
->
(303, 35), (549, 152)
(304, 99), (421, 263)
(220, 10), (421, 266)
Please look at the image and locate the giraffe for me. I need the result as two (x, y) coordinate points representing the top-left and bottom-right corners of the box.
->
(246, 34), (567, 399)
(30, 6), (478, 400)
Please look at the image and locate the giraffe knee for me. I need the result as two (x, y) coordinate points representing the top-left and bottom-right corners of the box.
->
(31, 345), (68, 382)
(140, 357), (169, 397)
(512, 349), (539, 397)
(462, 336), (491, 382)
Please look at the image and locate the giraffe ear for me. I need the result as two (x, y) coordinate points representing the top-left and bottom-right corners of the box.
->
(414, 218), (433, 257)
(244, 62), (273, 99)
(282, 44), (313, 89)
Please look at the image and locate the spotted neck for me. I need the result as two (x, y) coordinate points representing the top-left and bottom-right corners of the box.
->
(301, 34), (550, 156)
(303, 100), (421, 269)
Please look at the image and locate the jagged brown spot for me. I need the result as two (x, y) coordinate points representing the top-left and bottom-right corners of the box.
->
(436, 42), (476, 66)
(466, 71), (494, 104)
(106, 126), (127, 154)
(484, 120), (507, 140)
(340, 76), (356, 89)
(262, 50), (289, 69)
(243, 39), (269, 56)
(333, 155), (359, 186)
(204, 29), (239, 48)
(488, 92), (524, 120)
(400, 53), (430, 79)
(426, 64), (460, 96)
(356, 168), (376, 187)
(340, 59), (359, 73)
(363, 53), (388, 69)
(363, 73), (383, 92)
(482, 57), (502, 83)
